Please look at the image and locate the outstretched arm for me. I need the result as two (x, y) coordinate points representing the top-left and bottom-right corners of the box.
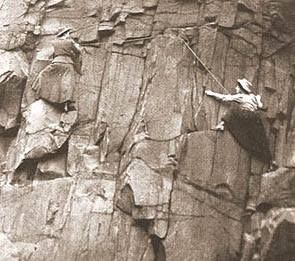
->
(205, 90), (241, 102)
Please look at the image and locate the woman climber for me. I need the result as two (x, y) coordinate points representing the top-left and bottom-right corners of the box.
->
(32, 28), (82, 112)
(205, 78), (277, 170)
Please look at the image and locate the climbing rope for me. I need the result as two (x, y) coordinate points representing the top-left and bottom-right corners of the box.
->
(178, 37), (229, 94)
(70, 23), (229, 94)
(71, 23), (227, 93)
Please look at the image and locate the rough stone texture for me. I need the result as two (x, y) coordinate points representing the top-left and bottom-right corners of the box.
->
(37, 151), (67, 179)
(257, 167), (295, 209)
(259, 208), (295, 261)
(0, 50), (29, 131)
(0, 232), (36, 260)
(0, 0), (295, 260)
(166, 179), (242, 261)
(6, 100), (77, 174)
(94, 50), (144, 158)
(119, 158), (173, 238)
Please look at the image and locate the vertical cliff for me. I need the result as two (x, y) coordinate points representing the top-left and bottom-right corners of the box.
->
(0, 0), (295, 260)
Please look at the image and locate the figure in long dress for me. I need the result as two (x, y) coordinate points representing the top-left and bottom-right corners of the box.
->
(205, 78), (277, 170)
(32, 28), (82, 112)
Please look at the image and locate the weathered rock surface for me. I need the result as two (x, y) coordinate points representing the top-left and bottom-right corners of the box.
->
(0, 50), (29, 131)
(0, 0), (295, 260)
(0, 232), (36, 260)
(118, 158), (173, 238)
(257, 168), (295, 209)
(6, 99), (77, 181)
(258, 208), (295, 261)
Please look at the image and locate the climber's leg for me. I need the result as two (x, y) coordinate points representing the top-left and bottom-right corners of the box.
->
(211, 120), (225, 131)
(240, 233), (256, 261)
(245, 174), (261, 216)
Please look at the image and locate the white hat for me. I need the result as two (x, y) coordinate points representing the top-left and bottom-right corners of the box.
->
(237, 78), (253, 93)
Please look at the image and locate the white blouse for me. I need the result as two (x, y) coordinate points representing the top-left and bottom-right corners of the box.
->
(212, 93), (263, 112)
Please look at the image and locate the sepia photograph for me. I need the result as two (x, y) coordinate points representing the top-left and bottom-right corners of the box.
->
(0, 0), (294, 260)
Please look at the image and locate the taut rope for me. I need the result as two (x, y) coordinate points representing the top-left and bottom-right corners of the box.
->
(179, 37), (229, 94)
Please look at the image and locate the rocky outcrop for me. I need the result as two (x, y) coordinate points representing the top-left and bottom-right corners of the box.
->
(0, 0), (295, 260)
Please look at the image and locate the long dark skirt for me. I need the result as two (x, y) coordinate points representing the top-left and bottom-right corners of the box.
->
(32, 62), (76, 104)
(222, 104), (272, 163)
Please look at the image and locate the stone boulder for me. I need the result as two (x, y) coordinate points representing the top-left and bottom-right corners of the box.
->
(6, 99), (77, 175)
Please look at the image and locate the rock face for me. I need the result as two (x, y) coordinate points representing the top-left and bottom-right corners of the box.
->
(0, 0), (295, 260)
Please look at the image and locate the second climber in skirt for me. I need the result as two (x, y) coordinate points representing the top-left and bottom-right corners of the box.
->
(32, 28), (82, 112)
(205, 78), (277, 170)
